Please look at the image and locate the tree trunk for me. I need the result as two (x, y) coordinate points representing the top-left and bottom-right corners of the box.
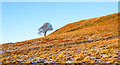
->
(44, 31), (47, 36)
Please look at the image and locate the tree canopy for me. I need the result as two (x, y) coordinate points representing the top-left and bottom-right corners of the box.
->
(38, 22), (53, 36)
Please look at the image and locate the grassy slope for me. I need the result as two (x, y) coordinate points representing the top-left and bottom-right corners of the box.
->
(48, 13), (118, 36)
(1, 13), (119, 45)
(0, 13), (119, 64)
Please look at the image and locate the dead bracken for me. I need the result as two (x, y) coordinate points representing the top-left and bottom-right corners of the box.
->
(0, 13), (119, 64)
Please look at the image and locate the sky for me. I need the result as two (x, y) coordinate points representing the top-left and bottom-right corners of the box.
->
(1, 2), (118, 44)
(1, 0), (119, 2)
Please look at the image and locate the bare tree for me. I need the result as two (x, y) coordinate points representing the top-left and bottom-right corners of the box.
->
(38, 22), (53, 36)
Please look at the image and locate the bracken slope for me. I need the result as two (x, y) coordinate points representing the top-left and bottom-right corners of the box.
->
(0, 13), (119, 64)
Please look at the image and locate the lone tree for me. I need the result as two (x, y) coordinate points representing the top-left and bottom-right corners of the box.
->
(38, 22), (53, 36)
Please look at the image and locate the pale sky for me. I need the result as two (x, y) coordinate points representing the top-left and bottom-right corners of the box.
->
(1, 2), (118, 44)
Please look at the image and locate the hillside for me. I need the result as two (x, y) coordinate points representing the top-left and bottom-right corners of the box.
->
(48, 13), (118, 36)
(0, 13), (119, 64)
